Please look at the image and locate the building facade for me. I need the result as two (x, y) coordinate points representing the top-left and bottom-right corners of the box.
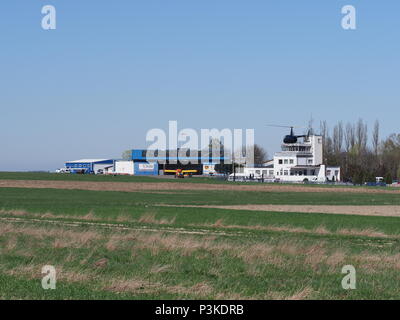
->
(114, 160), (159, 176)
(65, 159), (114, 174)
(112, 149), (227, 176)
(243, 135), (341, 182)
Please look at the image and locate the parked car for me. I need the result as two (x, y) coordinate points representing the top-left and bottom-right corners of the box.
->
(55, 168), (70, 173)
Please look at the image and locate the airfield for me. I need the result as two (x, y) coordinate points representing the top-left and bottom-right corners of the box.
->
(1, 172), (400, 299)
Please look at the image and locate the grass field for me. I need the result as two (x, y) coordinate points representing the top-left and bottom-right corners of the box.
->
(0, 171), (225, 184)
(0, 171), (390, 190)
(1, 173), (400, 299)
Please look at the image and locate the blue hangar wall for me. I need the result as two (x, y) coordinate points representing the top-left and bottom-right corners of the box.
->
(133, 162), (159, 176)
(65, 160), (113, 174)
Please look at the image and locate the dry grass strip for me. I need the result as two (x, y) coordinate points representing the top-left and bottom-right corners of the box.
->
(3, 220), (400, 275)
(106, 278), (213, 297)
(1, 179), (400, 195)
(192, 220), (393, 239)
(0, 209), (177, 226)
(168, 204), (400, 218)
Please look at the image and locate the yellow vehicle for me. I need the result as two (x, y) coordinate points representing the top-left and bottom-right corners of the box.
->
(164, 169), (197, 178)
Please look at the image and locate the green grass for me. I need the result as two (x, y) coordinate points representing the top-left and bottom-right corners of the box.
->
(1, 184), (400, 299)
(0, 171), (392, 189)
(0, 273), (164, 300)
(1, 218), (400, 300)
(0, 187), (399, 235)
(1, 187), (400, 234)
(1, 187), (400, 213)
(0, 171), (226, 184)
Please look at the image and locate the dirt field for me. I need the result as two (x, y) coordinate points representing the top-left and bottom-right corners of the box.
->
(166, 204), (400, 217)
(0, 179), (399, 194)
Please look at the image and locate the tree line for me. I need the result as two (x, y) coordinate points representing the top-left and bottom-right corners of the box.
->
(319, 119), (400, 184)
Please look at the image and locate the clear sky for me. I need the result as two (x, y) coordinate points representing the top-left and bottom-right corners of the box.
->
(0, 1), (399, 171)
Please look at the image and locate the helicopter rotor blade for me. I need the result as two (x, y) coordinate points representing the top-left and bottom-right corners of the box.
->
(266, 125), (293, 128)
(266, 124), (305, 129)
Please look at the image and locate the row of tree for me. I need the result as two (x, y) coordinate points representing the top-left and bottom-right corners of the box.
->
(319, 119), (400, 184)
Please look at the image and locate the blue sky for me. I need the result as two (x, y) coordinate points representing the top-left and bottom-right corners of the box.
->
(0, 1), (399, 170)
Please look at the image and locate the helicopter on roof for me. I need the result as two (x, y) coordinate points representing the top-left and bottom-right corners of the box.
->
(268, 125), (310, 144)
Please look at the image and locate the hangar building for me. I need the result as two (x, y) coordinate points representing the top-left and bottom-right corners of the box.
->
(113, 149), (228, 176)
(65, 159), (113, 174)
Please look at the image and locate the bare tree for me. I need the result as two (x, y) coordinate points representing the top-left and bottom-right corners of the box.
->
(333, 121), (344, 154)
(254, 144), (268, 164)
(372, 120), (380, 156)
(322, 119), (399, 182)
(345, 122), (355, 152)
(307, 115), (314, 135)
(355, 118), (368, 153)
(338, 121), (344, 151)
(320, 120), (328, 142)
(320, 120), (329, 153)
(344, 124), (350, 152)
(121, 150), (132, 160)
(243, 144), (268, 165)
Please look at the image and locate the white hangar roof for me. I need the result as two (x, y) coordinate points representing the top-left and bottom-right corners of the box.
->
(66, 159), (112, 163)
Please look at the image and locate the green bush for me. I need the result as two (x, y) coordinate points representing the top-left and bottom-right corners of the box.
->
(385, 172), (393, 184)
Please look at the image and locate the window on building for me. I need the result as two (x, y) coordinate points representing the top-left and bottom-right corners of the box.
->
(308, 159), (313, 164)
(289, 159), (294, 164)
(284, 170), (288, 176)
(284, 159), (288, 164)
(255, 170), (260, 174)
(278, 159), (283, 164)
(327, 170), (331, 175)
(269, 170), (274, 175)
